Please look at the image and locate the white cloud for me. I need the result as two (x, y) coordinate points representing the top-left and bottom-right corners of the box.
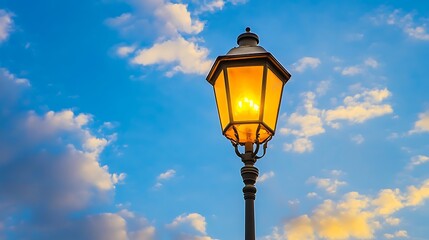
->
(258, 171), (275, 183)
(280, 92), (324, 139)
(78, 213), (128, 240)
(341, 66), (362, 76)
(338, 58), (378, 76)
(385, 217), (400, 226)
(265, 179), (429, 239)
(107, 0), (226, 76)
(280, 92), (322, 153)
(316, 80), (330, 96)
(197, 0), (225, 13)
(292, 57), (321, 72)
(382, 9), (429, 41)
(288, 199), (300, 207)
(154, 169), (176, 189)
(283, 138), (313, 153)
(106, 12), (133, 29)
(0, 68), (143, 239)
(372, 189), (404, 215)
(395, 230), (408, 238)
(167, 213), (216, 239)
(280, 88), (392, 153)
(384, 230), (408, 239)
(325, 88), (393, 125)
(307, 192), (318, 198)
(132, 37), (212, 76)
(0, 67), (30, 86)
(0, 68), (31, 113)
(157, 169), (176, 181)
(50, 212), (156, 240)
(405, 26), (429, 41)
(169, 213), (207, 234)
(285, 215), (315, 240)
(330, 169), (344, 176)
(406, 179), (429, 206)
(228, 0), (248, 4)
(106, 1), (204, 38)
(112, 173), (127, 184)
(409, 155), (429, 168)
(351, 134), (365, 144)
(364, 58), (379, 68)
(116, 45), (136, 57)
(4, 110), (122, 199)
(307, 176), (347, 194)
(409, 111), (429, 134)
(129, 226), (156, 240)
(155, 2), (204, 35)
(0, 9), (13, 43)
(283, 112), (325, 137)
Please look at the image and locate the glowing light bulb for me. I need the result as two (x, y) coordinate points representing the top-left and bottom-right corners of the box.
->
(237, 97), (259, 112)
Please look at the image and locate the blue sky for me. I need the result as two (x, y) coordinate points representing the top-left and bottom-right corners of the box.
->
(1, 0), (429, 239)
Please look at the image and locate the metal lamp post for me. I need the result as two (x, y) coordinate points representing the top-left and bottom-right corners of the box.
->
(206, 28), (291, 240)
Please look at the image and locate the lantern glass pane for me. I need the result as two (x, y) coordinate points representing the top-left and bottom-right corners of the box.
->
(227, 65), (264, 122)
(263, 68), (283, 131)
(214, 70), (229, 131)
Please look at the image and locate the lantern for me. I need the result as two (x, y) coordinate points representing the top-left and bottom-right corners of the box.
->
(206, 28), (291, 145)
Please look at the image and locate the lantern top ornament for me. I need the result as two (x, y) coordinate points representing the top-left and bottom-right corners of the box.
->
(226, 27), (267, 56)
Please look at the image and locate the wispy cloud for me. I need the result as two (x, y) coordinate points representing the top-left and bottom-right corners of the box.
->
(409, 110), (429, 134)
(258, 171), (275, 183)
(116, 45), (136, 58)
(387, 10), (429, 41)
(374, 9), (429, 41)
(316, 80), (330, 96)
(281, 88), (392, 153)
(384, 230), (408, 239)
(351, 134), (365, 144)
(307, 192), (318, 198)
(292, 57), (321, 73)
(157, 169), (176, 181)
(307, 171), (347, 194)
(0, 9), (13, 43)
(197, 0), (225, 13)
(338, 58), (379, 76)
(364, 58), (379, 68)
(0, 67), (29, 86)
(409, 155), (429, 168)
(341, 66), (362, 76)
(154, 169), (176, 188)
(385, 217), (400, 226)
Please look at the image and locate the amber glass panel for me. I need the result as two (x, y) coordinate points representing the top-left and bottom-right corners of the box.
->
(214, 70), (230, 131)
(224, 124), (271, 144)
(263, 68), (283, 131)
(227, 66), (264, 123)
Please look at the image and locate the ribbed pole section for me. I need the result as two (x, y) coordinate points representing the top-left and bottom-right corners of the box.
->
(241, 142), (258, 240)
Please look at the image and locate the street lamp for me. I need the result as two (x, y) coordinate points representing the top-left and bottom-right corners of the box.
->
(206, 28), (291, 240)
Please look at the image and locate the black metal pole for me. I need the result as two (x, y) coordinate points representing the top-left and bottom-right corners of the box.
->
(241, 142), (258, 240)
